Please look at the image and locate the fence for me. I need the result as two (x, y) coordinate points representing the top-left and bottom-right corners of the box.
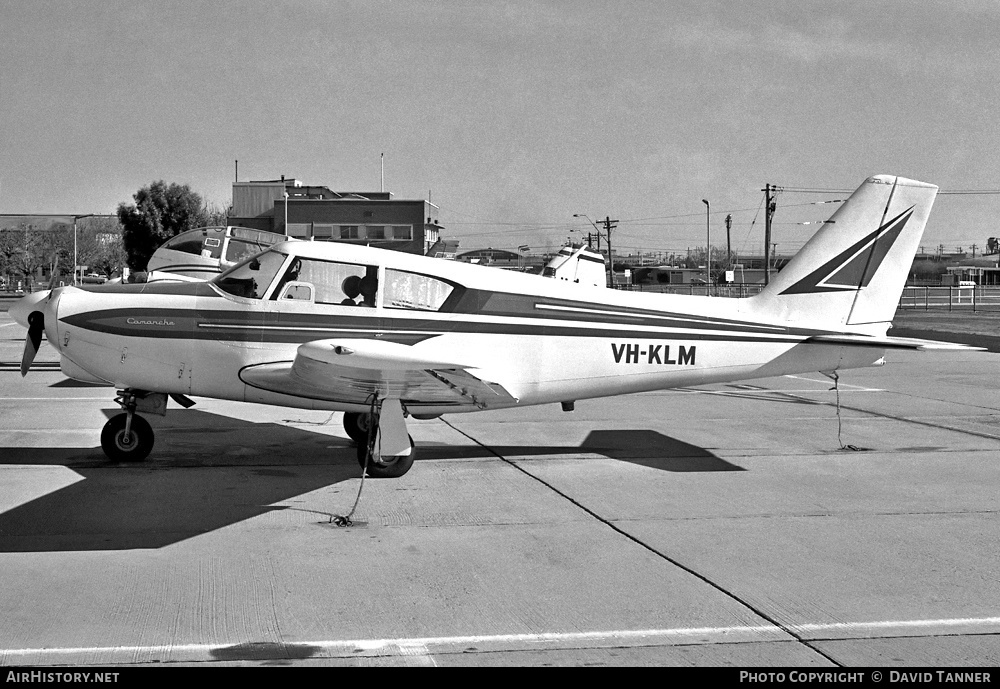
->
(615, 283), (766, 297)
(897, 285), (1000, 312)
(617, 283), (1000, 309)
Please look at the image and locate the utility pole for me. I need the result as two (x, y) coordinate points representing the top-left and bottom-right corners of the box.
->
(764, 184), (776, 285)
(725, 213), (732, 271)
(602, 216), (618, 288)
(701, 200), (711, 288)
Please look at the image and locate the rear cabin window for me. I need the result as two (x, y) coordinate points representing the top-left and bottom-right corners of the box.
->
(226, 237), (271, 264)
(161, 227), (226, 258)
(271, 257), (379, 307)
(384, 269), (454, 311)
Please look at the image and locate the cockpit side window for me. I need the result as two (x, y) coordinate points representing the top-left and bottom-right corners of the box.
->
(271, 258), (378, 307)
(384, 269), (455, 311)
(213, 250), (287, 299)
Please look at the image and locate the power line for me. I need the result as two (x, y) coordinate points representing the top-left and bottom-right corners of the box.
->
(777, 187), (1000, 195)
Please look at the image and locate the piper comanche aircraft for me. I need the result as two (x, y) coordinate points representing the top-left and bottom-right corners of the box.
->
(10, 175), (974, 478)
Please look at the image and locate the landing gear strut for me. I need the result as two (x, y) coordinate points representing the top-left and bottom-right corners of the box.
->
(100, 389), (155, 462)
(353, 397), (416, 479)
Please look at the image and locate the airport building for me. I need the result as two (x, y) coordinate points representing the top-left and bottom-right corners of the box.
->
(227, 178), (444, 256)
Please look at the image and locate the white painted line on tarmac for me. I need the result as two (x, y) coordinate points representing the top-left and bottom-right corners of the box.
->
(5, 616), (1000, 663)
(642, 388), (884, 396)
(792, 616), (1000, 635)
(0, 397), (110, 401)
(783, 374), (882, 391)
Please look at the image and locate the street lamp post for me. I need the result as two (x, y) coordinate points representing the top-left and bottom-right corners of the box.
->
(283, 192), (289, 235)
(701, 199), (711, 291)
(572, 214), (601, 250)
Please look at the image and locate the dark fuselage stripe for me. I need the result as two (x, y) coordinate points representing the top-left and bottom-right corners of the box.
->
(61, 308), (833, 346)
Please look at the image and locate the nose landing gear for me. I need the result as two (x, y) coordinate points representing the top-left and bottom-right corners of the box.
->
(100, 389), (158, 462)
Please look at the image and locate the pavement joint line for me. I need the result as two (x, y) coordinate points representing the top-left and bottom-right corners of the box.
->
(722, 387), (1000, 443)
(5, 617), (1000, 662)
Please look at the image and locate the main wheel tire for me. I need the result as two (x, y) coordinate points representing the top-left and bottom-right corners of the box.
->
(342, 412), (373, 444)
(101, 413), (154, 462)
(357, 435), (416, 479)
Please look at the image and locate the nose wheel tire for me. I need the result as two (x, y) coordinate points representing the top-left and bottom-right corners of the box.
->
(101, 413), (154, 462)
(357, 436), (416, 479)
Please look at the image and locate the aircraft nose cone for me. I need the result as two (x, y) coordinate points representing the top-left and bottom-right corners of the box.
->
(9, 290), (51, 329)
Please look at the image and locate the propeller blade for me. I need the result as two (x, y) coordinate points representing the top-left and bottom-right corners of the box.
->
(169, 393), (196, 409)
(20, 311), (44, 377)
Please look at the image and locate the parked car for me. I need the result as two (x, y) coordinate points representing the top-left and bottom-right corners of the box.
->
(81, 273), (107, 284)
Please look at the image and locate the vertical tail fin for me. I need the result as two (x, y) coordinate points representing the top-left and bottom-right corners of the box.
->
(751, 175), (938, 335)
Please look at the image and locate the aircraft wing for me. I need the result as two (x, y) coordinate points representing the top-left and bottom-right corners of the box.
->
(239, 338), (521, 409)
(809, 334), (986, 351)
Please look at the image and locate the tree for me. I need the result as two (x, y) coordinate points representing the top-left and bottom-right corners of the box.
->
(202, 200), (231, 227)
(12, 223), (54, 290)
(118, 181), (208, 270)
(0, 229), (21, 288)
(39, 225), (73, 288)
(77, 216), (127, 278)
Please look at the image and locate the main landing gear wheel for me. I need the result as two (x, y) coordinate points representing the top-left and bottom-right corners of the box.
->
(357, 435), (416, 479)
(342, 412), (373, 444)
(101, 413), (154, 462)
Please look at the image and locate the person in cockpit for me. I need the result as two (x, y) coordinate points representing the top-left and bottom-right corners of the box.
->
(341, 275), (362, 305)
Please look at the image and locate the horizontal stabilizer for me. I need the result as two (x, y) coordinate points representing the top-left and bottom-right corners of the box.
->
(809, 334), (986, 351)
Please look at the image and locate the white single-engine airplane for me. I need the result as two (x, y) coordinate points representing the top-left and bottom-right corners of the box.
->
(11, 175), (977, 478)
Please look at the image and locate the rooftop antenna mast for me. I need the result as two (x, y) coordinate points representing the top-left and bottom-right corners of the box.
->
(381, 153), (384, 193)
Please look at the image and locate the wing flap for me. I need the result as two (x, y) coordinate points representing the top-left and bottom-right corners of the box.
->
(240, 338), (521, 408)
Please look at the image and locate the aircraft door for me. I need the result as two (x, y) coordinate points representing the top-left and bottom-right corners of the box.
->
(264, 257), (383, 347)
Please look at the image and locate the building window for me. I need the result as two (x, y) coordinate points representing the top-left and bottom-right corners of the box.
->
(340, 225), (360, 239)
(365, 225), (386, 240)
(392, 225), (412, 240)
(384, 269), (454, 311)
(312, 224), (334, 239)
(287, 223), (311, 238)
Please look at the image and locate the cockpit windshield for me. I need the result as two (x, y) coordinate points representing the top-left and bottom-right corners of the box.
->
(213, 250), (287, 299)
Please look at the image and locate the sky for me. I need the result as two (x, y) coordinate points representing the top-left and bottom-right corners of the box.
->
(2, 0), (999, 258)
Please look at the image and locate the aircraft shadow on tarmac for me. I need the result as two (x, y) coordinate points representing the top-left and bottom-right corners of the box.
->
(0, 411), (737, 553)
(421, 429), (742, 473)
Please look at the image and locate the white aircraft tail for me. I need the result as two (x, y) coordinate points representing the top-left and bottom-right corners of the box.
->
(750, 175), (938, 335)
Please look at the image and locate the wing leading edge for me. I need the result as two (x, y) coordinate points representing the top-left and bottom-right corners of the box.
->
(239, 338), (521, 409)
